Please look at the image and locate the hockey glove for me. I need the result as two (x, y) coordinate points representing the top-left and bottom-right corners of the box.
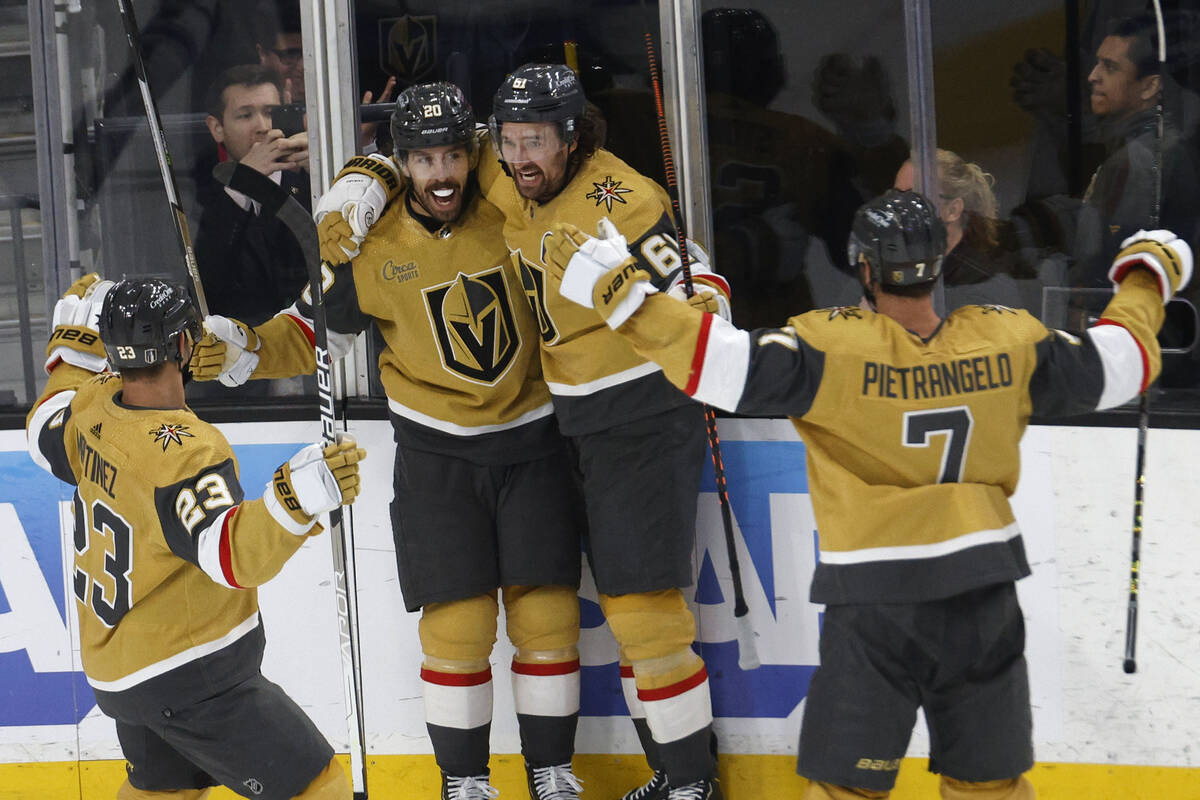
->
(190, 316), (261, 387)
(1109, 229), (1193, 304)
(315, 153), (403, 263)
(267, 434), (367, 533)
(544, 219), (657, 329)
(664, 239), (733, 321)
(45, 272), (115, 374)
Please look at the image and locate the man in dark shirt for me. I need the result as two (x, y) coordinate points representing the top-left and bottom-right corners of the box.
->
(194, 64), (310, 326)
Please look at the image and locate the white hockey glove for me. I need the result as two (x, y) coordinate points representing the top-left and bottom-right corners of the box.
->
(665, 239), (733, 321)
(314, 153), (402, 264)
(1109, 229), (1193, 303)
(190, 316), (261, 387)
(552, 217), (634, 308)
(544, 219), (658, 329)
(267, 434), (367, 533)
(45, 273), (115, 374)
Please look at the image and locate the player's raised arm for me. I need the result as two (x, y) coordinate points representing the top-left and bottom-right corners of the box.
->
(26, 273), (115, 483)
(157, 434), (365, 590)
(1029, 229), (1192, 417)
(541, 219), (818, 417)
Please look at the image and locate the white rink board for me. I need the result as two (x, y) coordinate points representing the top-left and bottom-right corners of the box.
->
(1, 420), (1198, 768)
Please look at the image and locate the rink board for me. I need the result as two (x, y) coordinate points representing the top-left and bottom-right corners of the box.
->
(1, 419), (1198, 798)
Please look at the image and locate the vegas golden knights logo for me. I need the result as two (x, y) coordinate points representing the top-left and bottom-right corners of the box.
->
(517, 254), (558, 343)
(380, 15), (437, 83)
(424, 267), (519, 384)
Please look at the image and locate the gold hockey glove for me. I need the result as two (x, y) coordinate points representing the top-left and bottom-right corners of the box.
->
(267, 434), (367, 534)
(1110, 229), (1193, 303)
(190, 316), (261, 386)
(45, 272), (115, 374)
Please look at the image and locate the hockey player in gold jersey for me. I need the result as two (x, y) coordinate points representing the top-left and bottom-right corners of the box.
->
(539, 189), (1192, 800)
(26, 277), (365, 800)
(190, 82), (587, 800)
(314, 63), (732, 800)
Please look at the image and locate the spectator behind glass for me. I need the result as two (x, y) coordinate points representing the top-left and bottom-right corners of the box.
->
(254, 0), (395, 148)
(195, 65), (310, 327)
(254, 0), (305, 103)
(896, 150), (1025, 312)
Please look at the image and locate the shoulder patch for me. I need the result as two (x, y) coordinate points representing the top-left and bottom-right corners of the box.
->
(826, 306), (866, 321)
(150, 422), (196, 451)
(979, 304), (1019, 315)
(585, 175), (634, 212)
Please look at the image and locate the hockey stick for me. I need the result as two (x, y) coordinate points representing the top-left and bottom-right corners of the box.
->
(114, 0), (209, 316)
(1124, 0), (1167, 675)
(213, 160), (370, 796)
(641, 21), (759, 670)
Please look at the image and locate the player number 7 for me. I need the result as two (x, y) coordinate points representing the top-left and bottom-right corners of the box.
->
(902, 406), (974, 483)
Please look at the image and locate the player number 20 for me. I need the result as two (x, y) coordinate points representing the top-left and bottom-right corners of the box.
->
(902, 406), (974, 483)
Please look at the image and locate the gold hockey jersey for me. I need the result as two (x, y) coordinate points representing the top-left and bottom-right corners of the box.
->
(250, 191), (558, 464)
(603, 269), (1166, 603)
(27, 365), (320, 690)
(478, 142), (728, 434)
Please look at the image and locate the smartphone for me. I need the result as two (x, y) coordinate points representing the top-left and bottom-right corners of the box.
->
(273, 103), (306, 136)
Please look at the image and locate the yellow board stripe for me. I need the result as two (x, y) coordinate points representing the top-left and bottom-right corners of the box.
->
(3, 754), (1198, 799)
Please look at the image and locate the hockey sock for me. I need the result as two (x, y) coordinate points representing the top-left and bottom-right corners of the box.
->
(634, 652), (716, 785)
(802, 782), (891, 799)
(940, 776), (1036, 800)
(512, 654), (580, 767)
(620, 661), (664, 772)
(422, 664), (493, 777)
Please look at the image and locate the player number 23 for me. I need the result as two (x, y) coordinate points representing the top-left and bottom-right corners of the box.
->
(175, 473), (235, 533)
(902, 406), (974, 483)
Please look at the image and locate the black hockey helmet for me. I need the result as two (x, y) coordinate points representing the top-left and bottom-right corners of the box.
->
(98, 279), (202, 370)
(390, 81), (476, 160)
(701, 8), (786, 107)
(847, 189), (947, 286)
(489, 63), (586, 147)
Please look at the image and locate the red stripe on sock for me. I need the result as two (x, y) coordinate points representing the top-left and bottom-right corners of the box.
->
(511, 658), (580, 676)
(636, 666), (708, 702)
(619, 665), (635, 679)
(421, 667), (492, 687)
(684, 313), (714, 397)
(218, 506), (244, 589)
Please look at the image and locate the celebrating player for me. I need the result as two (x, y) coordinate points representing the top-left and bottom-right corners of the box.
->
(26, 276), (364, 800)
(191, 82), (587, 800)
(539, 190), (1190, 800)
(316, 63), (732, 800)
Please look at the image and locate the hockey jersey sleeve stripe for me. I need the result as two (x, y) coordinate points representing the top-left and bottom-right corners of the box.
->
(195, 505), (242, 589)
(1090, 319), (1148, 406)
(27, 390), (75, 483)
(692, 272), (731, 298)
(216, 507), (244, 589)
(687, 315), (752, 411)
(283, 311), (315, 348)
